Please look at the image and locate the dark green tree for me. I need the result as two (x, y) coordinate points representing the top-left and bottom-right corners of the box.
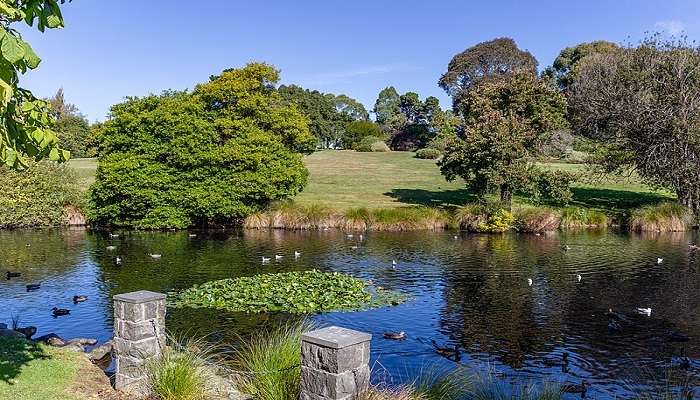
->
(373, 86), (400, 125)
(543, 40), (620, 90)
(341, 120), (383, 149)
(90, 63), (314, 229)
(47, 89), (95, 158)
(568, 36), (700, 216)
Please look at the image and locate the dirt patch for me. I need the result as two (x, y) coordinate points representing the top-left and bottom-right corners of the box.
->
(67, 354), (131, 400)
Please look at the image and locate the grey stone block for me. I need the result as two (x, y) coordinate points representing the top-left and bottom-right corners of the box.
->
(119, 320), (157, 341)
(302, 341), (369, 373)
(114, 290), (166, 304)
(302, 326), (371, 349)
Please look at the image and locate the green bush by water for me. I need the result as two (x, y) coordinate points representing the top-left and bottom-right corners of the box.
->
(629, 202), (694, 232)
(171, 270), (406, 313)
(455, 203), (515, 233)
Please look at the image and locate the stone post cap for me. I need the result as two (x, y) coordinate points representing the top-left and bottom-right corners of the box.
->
(302, 326), (371, 349)
(114, 290), (166, 304)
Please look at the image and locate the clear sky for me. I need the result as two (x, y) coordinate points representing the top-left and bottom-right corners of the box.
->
(18, 0), (700, 121)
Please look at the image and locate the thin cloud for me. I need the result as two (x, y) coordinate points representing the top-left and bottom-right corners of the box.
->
(300, 64), (410, 86)
(654, 20), (686, 35)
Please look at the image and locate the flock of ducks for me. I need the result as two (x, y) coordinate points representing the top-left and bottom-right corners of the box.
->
(6, 271), (87, 317)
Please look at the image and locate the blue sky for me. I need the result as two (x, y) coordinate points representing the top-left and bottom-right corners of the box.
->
(18, 0), (700, 121)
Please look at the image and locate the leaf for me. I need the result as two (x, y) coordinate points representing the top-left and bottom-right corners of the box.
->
(0, 78), (13, 104)
(46, 14), (62, 29)
(1, 34), (25, 64)
(48, 147), (59, 161)
(20, 41), (41, 69)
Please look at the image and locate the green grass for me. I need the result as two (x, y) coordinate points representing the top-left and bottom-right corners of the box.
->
(146, 337), (216, 400)
(0, 337), (81, 400)
(68, 152), (673, 214)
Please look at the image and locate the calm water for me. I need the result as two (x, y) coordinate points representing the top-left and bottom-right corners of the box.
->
(1, 228), (699, 398)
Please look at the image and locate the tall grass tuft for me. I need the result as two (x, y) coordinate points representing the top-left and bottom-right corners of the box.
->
(232, 321), (315, 400)
(343, 207), (373, 231)
(145, 336), (218, 400)
(371, 207), (449, 231)
(513, 206), (561, 233)
(629, 202), (693, 232)
(244, 203), (340, 230)
(361, 386), (425, 400)
(559, 207), (609, 229)
(412, 368), (471, 400)
(468, 372), (564, 400)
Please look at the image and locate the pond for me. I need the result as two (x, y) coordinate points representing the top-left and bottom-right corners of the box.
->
(0, 228), (698, 398)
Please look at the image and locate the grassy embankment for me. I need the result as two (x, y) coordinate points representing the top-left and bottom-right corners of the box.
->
(0, 337), (119, 400)
(68, 151), (681, 231)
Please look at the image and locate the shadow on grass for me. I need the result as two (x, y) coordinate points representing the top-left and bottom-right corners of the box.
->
(570, 187), (673, 212)
(385, 188), (477, 208)
(0, 337), (51, 384)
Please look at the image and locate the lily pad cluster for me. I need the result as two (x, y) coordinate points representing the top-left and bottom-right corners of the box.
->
(170, 270), (406, 313)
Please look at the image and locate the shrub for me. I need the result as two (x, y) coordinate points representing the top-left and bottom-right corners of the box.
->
(233, 321), (314, 400)
(629, 202), (694, 232)
(343, 120), (383, 149)
(560, 207), (609, 229)
(0, 162), (85, 228)
(89, 63), (315, 229)
(455, 203), (514, 233)
(524, 169), (577, 204)
(145, 337), (216, 400)
(370, 140), (391, 152)
(415, 148), (441, 160)
(354, 136), (389, 152)
(514, 206), (561, 233)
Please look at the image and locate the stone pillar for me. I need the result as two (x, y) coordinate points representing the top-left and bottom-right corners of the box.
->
(300, 326), (371, 400)
(113, 290), (166, 396)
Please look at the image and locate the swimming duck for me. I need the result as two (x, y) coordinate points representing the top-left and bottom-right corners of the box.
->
(351, 246), (359, 250)
(106, 245), (116, 251)
(453, 235), (459, 240)
(607, 318), (623, 334)
(262, 256), (271, 263)
(149, 253), (162, 259)
(109, 233), (119, 238)
(275, 255), (284, 261)
(636, 307), (652, 317)
(115, 256), (122, 266)
(392, 260), (397, 269)
(431, 341), (460, 361)
(52, 307), (70, 317)
(657, 258), (663, 265)
(576, 274), (582, 282)
(563, 245), (571, 251)
(383, 331), (406, 340)
(73, 295), (88, 303)
(543, 352), (569, 367)
(527, 278), (533, 286)
(189, 233), (197, 238)
(294, 251), (301, 258)
(562, 380), (588, 397)
(689, 244), (699, 251)
(347, 234), (354, 238)
(6, 271), (21, 280)
(26, 283), (41, 291)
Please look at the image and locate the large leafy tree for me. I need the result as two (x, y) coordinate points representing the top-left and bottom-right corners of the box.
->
(373, 86), (400, 125)
(543, 40), (620, 90)
(90, 63), (315, 229)
(568, 36), (700, 217)
(47, 89), (94, 158)
(438, 42), (571, 204)
(0, 0), (70, 169)
(438, 37), (538, 108)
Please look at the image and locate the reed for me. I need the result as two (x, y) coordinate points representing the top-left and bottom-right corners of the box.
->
(559, 206), (609, 229)
(629, 202), (693, 232)
(371, 207), (449, 231)
(513, 206), (561, 233)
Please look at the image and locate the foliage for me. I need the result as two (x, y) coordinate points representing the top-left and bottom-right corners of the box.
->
(455, 203), (514, 233)
(233, 321), (314, 400)
(90, 63), (314, 229)
(415, 148), (441, 159)
(559, 207), (608, 229)
(543, 40), (620, 90)
(568, 35), (700, 217)
(343, 120), (383, 149)
(539, 130), (574, 159)
(513, 206), (561, 233)
(0, 0), (70, 169)
(439, 37), (538, 107)
(278, 85), (366, 148)
(524, 169), (576, 204)
(354, 136), (389, 152)
(439, 71), (568, 204)
(171, 270), (406, 313)
(46, 89), (95, 158)
(629, 202), (694, 232)
(145, 336), (216, 400)
(373, 86), (400, 125)
(0, 161), (83, 228)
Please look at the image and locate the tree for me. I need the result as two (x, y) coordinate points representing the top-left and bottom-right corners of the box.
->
(373, 86), (400, 125)
(333, 94), (369, 121)
(0, 0), (70, 169)
(439, 72), (570, 204)
(90, 63), (315, 229)
(438, 37), (538, 108)
(568, 36), (700, 216)
(543, 40), (620, 90)
(47, 89), (95, 158)
(342, 120), (383, 149)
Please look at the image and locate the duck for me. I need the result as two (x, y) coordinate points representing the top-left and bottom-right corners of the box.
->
(346, 234), (354, 238)
(543, 352), (569, 367)
(115, 256), (123, 266)
(106, 245), (116, 251)
(608, 318), (623, 334)
(275, 255), (284, 261)
(636, 307), (652, 317)
(431, 341), (460, 361)
(527, 278), (533, 286)
(109, 233), (119, 238)
(383, 331), (406, 340)
(149, 253), (162, 259)
(359, 234), (364, 240)
(261, 256), (271, 263)
(657, 258), (664, 265)
(576, 274), (582, 282)
(689, 244), (699, 251)
(294, 251), (301, 258)
(453, 235), (459, 240)
(188, 233), (197, 238)
(52, 307), (70, 317)
(6, 271), (21, 280)
(667, 330), (690, 342)
(26, 283), (41, 291)
(351, 246), (359, 250)
(563, 245), (571, 251)
(562, 380), (588, 397)
(677, 348), (691, 370)
(73, 295), (88, 303)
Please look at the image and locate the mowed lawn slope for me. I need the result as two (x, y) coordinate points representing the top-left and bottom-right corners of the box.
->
(69, 151), (672, 212)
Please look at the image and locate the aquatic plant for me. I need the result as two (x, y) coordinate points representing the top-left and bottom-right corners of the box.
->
(629, 202), (694, 232)
(455, 203), (514, 233)
(513, 206), (561, 233)
(171, 270), (406, 313)
(232, 321), (314, 400)
(559, 206), (609, 229)
(371, 207), (449, 231)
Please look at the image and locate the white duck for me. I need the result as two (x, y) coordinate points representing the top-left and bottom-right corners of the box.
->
(636, 307), (652, 316)
(261, 256), (271, 263)
(294, 251), (301, 258)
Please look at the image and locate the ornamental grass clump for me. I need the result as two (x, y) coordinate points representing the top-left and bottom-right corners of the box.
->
(629, 202), (694, 232)
(171, 270), (405, 313)
(559, 207), (609, 229)
(513, 206), (561, 233)
(232, 321), (314, 400)
(455, 203), (514, 233)
(371, 207), (449, 231)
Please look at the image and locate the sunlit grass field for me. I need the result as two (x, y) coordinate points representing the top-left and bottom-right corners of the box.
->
(69, 151), (672, 213)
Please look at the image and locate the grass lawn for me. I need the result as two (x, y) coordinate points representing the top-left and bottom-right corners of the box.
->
(68, 151), (673, 213)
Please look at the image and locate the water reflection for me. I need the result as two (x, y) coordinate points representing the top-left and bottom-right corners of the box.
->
(0, 229), (697, 397)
